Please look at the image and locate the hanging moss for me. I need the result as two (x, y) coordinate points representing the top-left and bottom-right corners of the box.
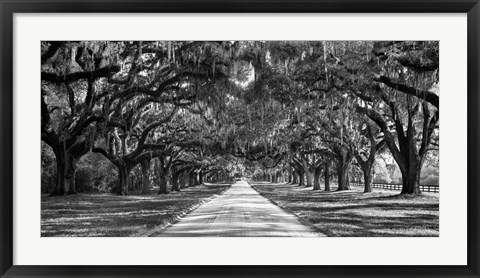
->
(167, 41), (171, 62)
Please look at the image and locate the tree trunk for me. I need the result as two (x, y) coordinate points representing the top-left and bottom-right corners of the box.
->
(158, 165), (170, 194)
(195, 170), (203, 185)
(67, 168), (77, 194)
(117, 165), (130, 195)
(362, 164), (373, 193)
(400, 157), (422, 194)
(51, 146), (68, 196)
(77, 171), (85, 193)
(298, 171), (305, 186)
(50, 143), (82, 196)
(346, 171), (350, 188)
(336, 162), (351, 191)
(305, 169), (314, 187)
(179, 172), (187, 189)
(292, 172), (298, 184)
(54, 160), (67, 195)
(324, 161), (331, 191)
(171, 170), (180, 192)
(189, 171), (196, 187)
(336, 148), (352, 191)
(313, 166), (322, 191)
(158, 175), (168, 194)
(141, 160), (150, 194)
(129, 174), (135, 192)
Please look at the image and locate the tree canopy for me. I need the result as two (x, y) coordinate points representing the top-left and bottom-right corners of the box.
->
(41, 40), (439, 196)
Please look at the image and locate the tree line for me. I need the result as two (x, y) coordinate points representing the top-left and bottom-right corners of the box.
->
(41, 41), (439, 196)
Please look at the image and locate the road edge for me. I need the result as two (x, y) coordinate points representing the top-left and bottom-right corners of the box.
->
(248, 181), (328, 237)
(134, 183), (232, 237)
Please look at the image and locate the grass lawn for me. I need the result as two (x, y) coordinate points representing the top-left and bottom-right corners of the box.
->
(250, 182), (439, 237)
(41, 182), (231, 237)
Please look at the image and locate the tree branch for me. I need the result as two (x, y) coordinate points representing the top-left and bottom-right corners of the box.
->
(356, 105), (405, 172)
(42, 65), (121, 83)
(373, 75), (439, 110)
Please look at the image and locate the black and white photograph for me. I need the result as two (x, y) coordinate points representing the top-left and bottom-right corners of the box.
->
(41, 41), (439, 237)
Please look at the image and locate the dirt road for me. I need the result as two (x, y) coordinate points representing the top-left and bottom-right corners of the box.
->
(157, 181), (322, 237)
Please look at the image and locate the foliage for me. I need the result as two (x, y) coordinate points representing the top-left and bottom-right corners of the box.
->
(41, 40), (439, 197)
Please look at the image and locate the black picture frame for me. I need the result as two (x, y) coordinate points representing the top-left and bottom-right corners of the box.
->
(1, 1), (479, 277)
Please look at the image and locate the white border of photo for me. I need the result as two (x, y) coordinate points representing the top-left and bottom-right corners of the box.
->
(14, 13), (467, 265)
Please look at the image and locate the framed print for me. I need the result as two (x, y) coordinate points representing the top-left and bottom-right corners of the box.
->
(1, 0), (479, 277)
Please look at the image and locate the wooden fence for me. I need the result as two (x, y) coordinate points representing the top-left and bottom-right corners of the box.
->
(350, 182), (439, 193)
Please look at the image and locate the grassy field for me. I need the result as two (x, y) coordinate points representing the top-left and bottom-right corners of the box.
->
(41, 182), (231, 237)
(250, 182), (439, 237)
